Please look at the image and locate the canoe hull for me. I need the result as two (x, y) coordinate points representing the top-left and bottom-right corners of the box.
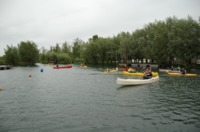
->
(159, 69), (170, 72)
(123, 71), (158, 77)
(167, 73), (197, 76)
(159, 69), (180, 73)
(116, 76), (159, 86)
(119, 68), (127, 71)
(102, 70), (118, 73)
(53, 65), (72, 69)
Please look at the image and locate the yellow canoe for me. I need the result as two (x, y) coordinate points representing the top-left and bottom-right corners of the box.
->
(123, 71), (158, 77)
(167, 73), (198, 76)
(102, 70), (118, 73)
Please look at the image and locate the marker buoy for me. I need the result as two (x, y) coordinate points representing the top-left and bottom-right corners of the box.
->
(0, 88), (2, 91)
(29, 75), (32, 77)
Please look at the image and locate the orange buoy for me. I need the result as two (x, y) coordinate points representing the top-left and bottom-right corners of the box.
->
(0, 88), (2, 91)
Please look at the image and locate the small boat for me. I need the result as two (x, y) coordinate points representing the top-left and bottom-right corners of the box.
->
(167, 72), (198, 76)
(102, 69), (118, 73)
(119, 68), (127, 71)
(82, 66), (87, 68)
(80, 64), (87, 68)
(53, 65), (72, 69)
(159, 69), (180, 73)
(123, 71), (158, 77)
(167, 70), (181, 73)
(159, 69), (170, 72)
(116, 76), (159, 86)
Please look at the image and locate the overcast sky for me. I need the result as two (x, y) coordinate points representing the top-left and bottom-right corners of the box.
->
(0, 0), (199, 56)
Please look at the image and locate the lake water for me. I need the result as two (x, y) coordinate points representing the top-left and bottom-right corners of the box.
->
(0, 64), (200, 132)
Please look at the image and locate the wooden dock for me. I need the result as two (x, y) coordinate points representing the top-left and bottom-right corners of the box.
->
(0, 65), (12, 70)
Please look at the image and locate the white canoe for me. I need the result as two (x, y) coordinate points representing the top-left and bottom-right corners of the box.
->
(116, 76), (159, 86)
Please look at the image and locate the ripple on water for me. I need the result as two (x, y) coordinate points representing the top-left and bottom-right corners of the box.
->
(0, 66), (200, 132)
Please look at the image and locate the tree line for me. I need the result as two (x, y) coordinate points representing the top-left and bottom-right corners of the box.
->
(2, 41), (39, 66)
(1, 16), (200, 68)
(79, 16), (200, 68)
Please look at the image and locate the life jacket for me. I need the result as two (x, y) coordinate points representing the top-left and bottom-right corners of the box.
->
(147, 71), (152, 76)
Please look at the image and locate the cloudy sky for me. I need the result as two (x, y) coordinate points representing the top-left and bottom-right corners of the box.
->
(0, 0), (199, 56)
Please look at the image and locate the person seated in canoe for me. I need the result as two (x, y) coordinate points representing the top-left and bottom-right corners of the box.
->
(177, 66), (181, 71)
(143, 68), (152, 79)
(171, 66), (174, 71)
(128, 67), (135, 73)
(141, 67), (146, 73)
(146, 64), (151, 68)
(106, 68), (110, 72)
(180, 68), (186, 74)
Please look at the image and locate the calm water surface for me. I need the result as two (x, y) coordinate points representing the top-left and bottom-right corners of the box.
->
(0, 64), (200, 132)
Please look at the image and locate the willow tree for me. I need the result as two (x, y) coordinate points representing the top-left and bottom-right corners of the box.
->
(117, 32), (131, 64)
(62, 41), (71, 53)
(129, 29), (147, 63)
(72, 38), (84, 62)
(40, 47), (48, 64)
(147, 21), (170, 65)
(81, 42), (99, 64)
(169, 16), (200, 67)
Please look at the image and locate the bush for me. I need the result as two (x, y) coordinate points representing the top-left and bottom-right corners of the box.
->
(57, 53), (72, 64)
(73, 57), (84, 63)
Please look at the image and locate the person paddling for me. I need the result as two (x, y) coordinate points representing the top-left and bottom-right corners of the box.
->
(171, 66), (174, 71)
(143, 68), (152, 79)
(180, 68), (186, 74)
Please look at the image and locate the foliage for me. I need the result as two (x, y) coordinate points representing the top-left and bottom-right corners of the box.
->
(46, 51), (71, 64)
(0, 56), (6, 65)
(4, 45), (20, 65)
(79, 16), (200, 68)
(62, 42), (71, 53)
(18, 41), (39, 65)
(72, 38), (83, 61)
(4, 41), (39, 66)
(57, 53), (72, 64)
(3, 16), (200, 68)
(39, 47), (48, 64)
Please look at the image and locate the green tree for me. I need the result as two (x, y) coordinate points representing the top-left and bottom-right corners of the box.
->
(0, 56), (6, 65)
(82, 42), (99, 64)
(130, 29), (147, 63)
(117, 32), (131, 64)
(72, 38), (84, 62)
(57, 53), (72, 64)
(46, 51), (58, 63)
(18, 41), (39, 65)
(50, 43), (61, 53)
(146, 21), (170, 65)
(62, 41), (71, 53)
(39, 47), (48, 64)
(170, 16), (200, 67)
(81, 35), (100, 64)
(4, 45), (19, 65)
